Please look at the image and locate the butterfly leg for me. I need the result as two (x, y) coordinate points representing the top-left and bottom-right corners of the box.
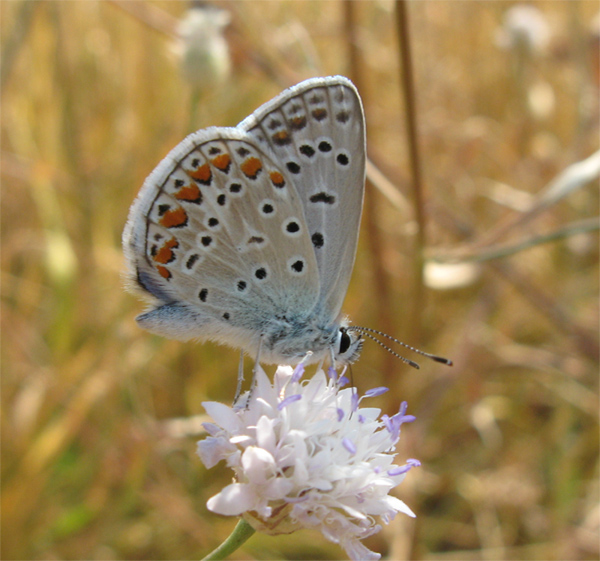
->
(329, 346), (337, 378)
(252, 336), (264, 383)
(233, 350), (245, 405)
(237, 336), (264, 407)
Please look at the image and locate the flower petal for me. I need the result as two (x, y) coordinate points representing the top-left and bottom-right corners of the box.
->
(202, 401), (240, 433)
(206, 483), (256, 515)
(241, 446), (276, 483)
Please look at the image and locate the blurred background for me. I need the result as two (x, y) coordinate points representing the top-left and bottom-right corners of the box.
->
(2, 1), (598, 559)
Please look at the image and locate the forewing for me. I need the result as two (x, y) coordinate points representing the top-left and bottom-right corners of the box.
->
(239, 76), (366, 320)
(123, 127), (319, 340)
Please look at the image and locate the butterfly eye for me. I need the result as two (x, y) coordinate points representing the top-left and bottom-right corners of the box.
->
(339, 328), (351, 354)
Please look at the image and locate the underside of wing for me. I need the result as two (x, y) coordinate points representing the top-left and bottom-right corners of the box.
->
(238, 76), (366, 320)
(123, 128), (320, 341)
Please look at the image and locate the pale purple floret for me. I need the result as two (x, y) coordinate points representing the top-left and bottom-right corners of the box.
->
(388, 465), (411, 476)
(291, 363), (305, 382)
(382, 402), (416, 441)
(351, 392), (359, 412)
(342, 437), (357, 455)
(388, 458), (421, 476)
(364, 386), (389, 398)
(277, 394), (302, 410)
(338, 375), (350, 387)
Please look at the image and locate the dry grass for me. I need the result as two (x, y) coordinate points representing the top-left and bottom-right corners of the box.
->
(2, 1), (598, 560)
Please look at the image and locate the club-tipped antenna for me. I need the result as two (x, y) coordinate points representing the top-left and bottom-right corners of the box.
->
(348, 326), (453, 367)
(357, 331), (420, 369)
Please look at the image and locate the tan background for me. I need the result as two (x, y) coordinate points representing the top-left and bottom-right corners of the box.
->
(2, 1), (598, 559)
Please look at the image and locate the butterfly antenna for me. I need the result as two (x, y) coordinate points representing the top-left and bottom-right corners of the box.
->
(356, 331), (421, 369)
(348, 326), (453, 366)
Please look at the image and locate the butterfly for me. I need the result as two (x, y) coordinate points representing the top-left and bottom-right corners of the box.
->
(123, 76), (367, 367)
(123, 76), (452, 372)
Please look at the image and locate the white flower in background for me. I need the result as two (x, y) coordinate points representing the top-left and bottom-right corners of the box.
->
(424, 260), (481, 290)
(197, 365), (419, 561)
(495, 4), (551, 55)
(176, 4), (231, 89)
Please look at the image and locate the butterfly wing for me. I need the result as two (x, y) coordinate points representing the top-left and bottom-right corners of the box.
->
(123, 127), (320, 349)
(239, 76), (366, 322)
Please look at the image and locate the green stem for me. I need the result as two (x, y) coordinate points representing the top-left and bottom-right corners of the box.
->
(189, 87), (201, 133)
(201, 518), (255, 561)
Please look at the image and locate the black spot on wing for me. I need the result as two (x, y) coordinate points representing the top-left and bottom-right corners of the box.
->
(309, 192), (336, 204)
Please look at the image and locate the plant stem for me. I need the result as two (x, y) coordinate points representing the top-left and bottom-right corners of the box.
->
(201, 518), (255, 561)
(432, 217), (600, 263)
(396, 0), (426, 342)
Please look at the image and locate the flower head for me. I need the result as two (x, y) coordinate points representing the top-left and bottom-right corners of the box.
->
(495, 4), (551, 55)
(176, 5), (231, 88)
(197, 366), (419, 560)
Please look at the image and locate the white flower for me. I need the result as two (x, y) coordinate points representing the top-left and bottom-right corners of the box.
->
(176, 5), (231, 89)
(495, 5), (551, 55)
(197, 365), (419, 561)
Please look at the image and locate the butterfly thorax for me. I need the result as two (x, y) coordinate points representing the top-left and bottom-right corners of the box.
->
(256, 313), (338, 364)
(253, 313), (362, 365)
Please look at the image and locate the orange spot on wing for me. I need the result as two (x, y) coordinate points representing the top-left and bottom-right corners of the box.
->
(290, 116), (306, 130)
(156, 265), (172, 280)
(211, 153), (231, 172)
(159, 207), (188, 228)
(187, 162), (212, 184)
(240, 157), (263, 179)
(153, 237), (178, 264)
(272, 130), (291, 145)
(269, 171), (285, 188)
(174, 183), (202, 203)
